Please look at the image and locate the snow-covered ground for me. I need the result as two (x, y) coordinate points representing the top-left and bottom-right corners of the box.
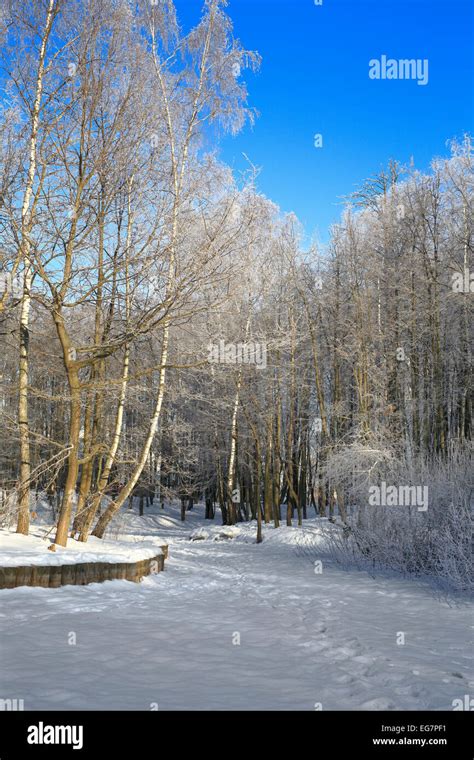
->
(0, 503), (472, 710)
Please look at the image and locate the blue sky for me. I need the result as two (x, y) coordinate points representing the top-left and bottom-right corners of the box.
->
(176, 0), (474, 244)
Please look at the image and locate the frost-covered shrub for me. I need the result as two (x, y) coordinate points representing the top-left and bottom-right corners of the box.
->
(321, 441), (473, 593)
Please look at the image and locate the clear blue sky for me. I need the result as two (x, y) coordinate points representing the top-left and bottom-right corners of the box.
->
(176, 0), (474, 244)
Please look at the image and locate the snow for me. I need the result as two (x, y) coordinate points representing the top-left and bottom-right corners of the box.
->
(0, 503), (472, 710)
(0, 526), (166, 566)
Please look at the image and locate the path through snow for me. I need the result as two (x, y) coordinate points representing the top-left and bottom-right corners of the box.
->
(0, 505), (472, 710)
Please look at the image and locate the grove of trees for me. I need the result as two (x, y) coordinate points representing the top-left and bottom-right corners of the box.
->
(0, 0), (471, 590)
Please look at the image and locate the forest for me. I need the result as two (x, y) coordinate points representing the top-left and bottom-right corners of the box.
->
(0, 0), (472, 595)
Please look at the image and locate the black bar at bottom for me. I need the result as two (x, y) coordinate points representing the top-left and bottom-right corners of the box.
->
(0, 710), (472, 757)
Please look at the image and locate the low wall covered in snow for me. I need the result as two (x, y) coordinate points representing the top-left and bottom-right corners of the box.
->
(0, 548), (168, 589)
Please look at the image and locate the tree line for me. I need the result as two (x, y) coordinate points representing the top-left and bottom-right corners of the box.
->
(0, 1), (471, 581)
